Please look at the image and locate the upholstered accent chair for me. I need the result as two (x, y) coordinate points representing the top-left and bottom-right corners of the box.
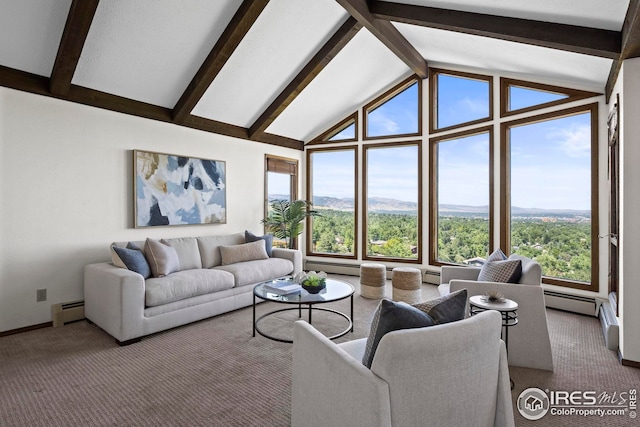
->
(439, 254), (554, 371)
(291, 311), (514, 427)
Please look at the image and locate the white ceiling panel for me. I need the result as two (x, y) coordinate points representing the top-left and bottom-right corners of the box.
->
(72, 0), (243, 108)
(267, 29), (411, 142)
(384, 0), (628, 31)
(396, 23), (612, 90)
(191, 0), (348, 128)
(0, 0), (72, 76)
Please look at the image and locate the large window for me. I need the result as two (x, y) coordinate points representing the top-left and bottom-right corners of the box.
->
(364, 142), (421, 262)
(430, 128), (492, 265)
(501, 104), (598, 289)
(306, 147), (357, 257)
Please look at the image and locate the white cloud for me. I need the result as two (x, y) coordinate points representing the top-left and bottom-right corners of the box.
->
(550, 124), (591, 158)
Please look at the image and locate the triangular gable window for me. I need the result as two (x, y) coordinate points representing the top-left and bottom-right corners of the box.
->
(364, 77), (421, 139)
(309, 113), (358, 145)
(501, 78), (600, 117)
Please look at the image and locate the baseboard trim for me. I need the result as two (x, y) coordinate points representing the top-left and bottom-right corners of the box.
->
(0, 322), (52, 337)
(619, 350), (640, 369)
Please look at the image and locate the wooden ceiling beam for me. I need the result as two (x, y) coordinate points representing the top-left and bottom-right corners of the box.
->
(606, 0), (640, 101)
(0, 65), (303, 150)
(335, 0), (427, 78)
(49, 0), (100, 96)
(172, 0), (269, 123)
(370, 1), (620, 59)
(248, 17), (362, 138)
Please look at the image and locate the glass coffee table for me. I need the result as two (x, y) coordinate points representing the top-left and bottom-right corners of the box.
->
(253, 277), (354, 343)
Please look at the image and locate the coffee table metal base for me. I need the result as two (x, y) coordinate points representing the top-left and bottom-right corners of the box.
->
(253, 302), (353, 344)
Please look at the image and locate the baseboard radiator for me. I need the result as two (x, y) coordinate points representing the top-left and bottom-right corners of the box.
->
(52, 300), (85, 327)
(597, 293), (619, 351)
(543, 291), (596, 316)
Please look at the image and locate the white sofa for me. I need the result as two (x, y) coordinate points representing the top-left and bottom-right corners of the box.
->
(292, 311), (514, 427)
(84, 232), (302, 344)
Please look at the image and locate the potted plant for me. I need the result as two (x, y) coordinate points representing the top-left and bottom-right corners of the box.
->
(262, 199), (320, 249)
(294, 271), (327, 294)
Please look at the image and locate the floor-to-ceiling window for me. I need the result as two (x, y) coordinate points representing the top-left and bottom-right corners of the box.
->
(430, 127), (492, 265)
(364, 142), (421, 262)
(304, 69), (600, 291)
(501, 104), (598, 289)
(306, 146), (357, 258)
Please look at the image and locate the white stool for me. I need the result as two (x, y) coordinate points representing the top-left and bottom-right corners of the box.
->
(392, 267), (422, 304)
(360, 263), (386, 299)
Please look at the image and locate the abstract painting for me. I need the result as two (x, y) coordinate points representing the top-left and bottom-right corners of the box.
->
(134, 150), (226, 227)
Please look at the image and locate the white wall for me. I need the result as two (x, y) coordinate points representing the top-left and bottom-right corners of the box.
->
(620, 58), (640, 363)
(0, 87), (302, 332)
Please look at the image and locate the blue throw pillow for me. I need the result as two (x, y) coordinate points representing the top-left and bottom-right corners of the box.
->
(245, 230), (273, 257)
(362, 299), (434, 368)
(112, 243), (151, 279)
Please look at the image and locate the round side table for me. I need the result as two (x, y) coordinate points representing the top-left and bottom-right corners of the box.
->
(469, 295), (518, 389)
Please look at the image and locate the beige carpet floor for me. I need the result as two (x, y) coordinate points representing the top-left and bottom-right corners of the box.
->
(1, 275), (638, 427)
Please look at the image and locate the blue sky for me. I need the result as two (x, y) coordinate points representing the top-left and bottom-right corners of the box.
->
(298, 77), (592, 211)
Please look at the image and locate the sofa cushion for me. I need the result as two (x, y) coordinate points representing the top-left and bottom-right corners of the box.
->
(214, 258), (294, 287)
(413, 289), (467, 324)
(197, 233), (245, 268)
(144, 238), (180, 278)
(161, 237), (202, 271)
(362, 299), (434, 368)
(111, 243), (151, 279)
(145, 269), (235, 307)
(220, 240), (268, 266)
(245, 230), (274, 257)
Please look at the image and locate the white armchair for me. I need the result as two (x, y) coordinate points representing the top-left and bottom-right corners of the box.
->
(291, 311), (514, 427)
(439, 254), (554, 371)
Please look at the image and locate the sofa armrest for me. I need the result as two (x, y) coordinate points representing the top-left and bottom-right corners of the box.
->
(292, 321), (391, 427)
(440, 265), (481, 284)
(84, 262), (145, 342)
(272, 248), (302, 275)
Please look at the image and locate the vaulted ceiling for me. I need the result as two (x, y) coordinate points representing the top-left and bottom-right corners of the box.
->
(1, 0), (638, 150)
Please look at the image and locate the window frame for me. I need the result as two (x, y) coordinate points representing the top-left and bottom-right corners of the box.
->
(362, 140), (422, 263)
(308, 112), (358, 145)
(264, 155), (299, 247)
(363, 76), (422, 141)
(500, 77), (600, 118)
(499, 103), (599, 291)
(429, 126), (495, 266)
(305, 145), (359, 259)
(429, 68), (493, 134)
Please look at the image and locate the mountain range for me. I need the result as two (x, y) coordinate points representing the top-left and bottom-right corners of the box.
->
(268, 195), (590, 217)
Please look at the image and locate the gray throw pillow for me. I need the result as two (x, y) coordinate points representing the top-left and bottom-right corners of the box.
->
(478, 259), (522, 283)
(144, 238), (180, 278)
(245, 230), (274, 257)
(413, 288), (467, 324)
(362, 299), (434, 368)
(112, 243), (151, 279)
(219, 240), (269, 265)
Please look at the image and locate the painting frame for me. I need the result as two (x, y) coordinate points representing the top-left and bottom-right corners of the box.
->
(134, 150), (227, 228)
